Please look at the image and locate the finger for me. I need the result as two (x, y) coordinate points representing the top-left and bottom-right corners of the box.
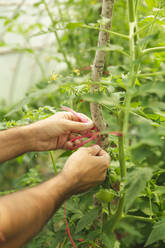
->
(63, 141), (74, 150)
(96, 152), (110, 168)
(54, 112), (80, 122)
(76, 113), (92, 123)
(87, 145), (101, 156)
(98, 149), (110, 158)
(61, 111), (91, 124)
(65, 120), (94, 133)
(57, 135), (68, 149)
(74, 138), (82, 146)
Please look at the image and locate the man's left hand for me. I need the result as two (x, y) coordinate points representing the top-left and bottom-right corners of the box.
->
(26, 111), (93, 151)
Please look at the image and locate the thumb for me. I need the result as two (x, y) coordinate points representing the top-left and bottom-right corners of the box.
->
(87, 145), (101, 156)
(65, 120), (93, 132)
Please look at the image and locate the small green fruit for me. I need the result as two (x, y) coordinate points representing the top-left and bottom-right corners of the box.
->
(96, 189), (115, 203)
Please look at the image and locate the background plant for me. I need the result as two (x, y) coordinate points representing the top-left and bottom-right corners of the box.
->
(0, 0), (165, 247)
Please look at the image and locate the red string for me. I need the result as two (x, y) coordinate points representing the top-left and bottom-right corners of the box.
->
(62, 106), (122, 150)
(64, 202), (77, 248)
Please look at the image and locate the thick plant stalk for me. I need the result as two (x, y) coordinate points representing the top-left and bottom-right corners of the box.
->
(109, 0), (136, 232)
(90, 0), (114, 149)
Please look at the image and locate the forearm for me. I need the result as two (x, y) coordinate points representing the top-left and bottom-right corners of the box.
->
(0, 126), (35, 163)
(0, 173), (73, 248)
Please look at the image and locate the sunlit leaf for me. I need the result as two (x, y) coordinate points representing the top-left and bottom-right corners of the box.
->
(145, 218), (165, 246)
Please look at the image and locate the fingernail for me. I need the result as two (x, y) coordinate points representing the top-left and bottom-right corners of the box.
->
(93, 145), (100, 149)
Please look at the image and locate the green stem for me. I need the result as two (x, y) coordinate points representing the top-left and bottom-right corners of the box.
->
(50, 25), (129, 40)
(147, 184), (153, 219)
(136, 71), (165, 77)
(133, 19), (156, 36)
(108, 112), (126, 232)
(123, 215), (154, 223)
(49, 151), (58, 175)
(143, 46), (165, 55)
(123, 1), (136, 146)
(43, 0), (72, 70)
(118, 111), (126, 179)
(128, 0), (135, 22)
(109, 197), (125, 232)
(82, 25), (129, 40)
(109, 0), (137, 232)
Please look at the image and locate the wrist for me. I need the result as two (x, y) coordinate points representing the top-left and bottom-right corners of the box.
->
(34, 172), (77, 211)
(21, 125), (38, 152)
(58, 171), (79, 198)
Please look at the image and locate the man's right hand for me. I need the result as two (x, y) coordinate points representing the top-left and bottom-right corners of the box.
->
(0, 145), (109, 247)
(62, 145), (110, 194)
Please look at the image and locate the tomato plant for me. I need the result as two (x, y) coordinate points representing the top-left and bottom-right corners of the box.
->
(0, 0), (165, 247)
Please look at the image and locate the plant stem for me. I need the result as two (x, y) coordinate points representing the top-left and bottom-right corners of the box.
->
(123, 0), (136, 146)
(118, 112), (126, 179)
(43, 0), (72, 70)
(49, 151), (58, 175)
(143, 46), (165, 55)
(90, 0), (114, 150)
(136, 71), (165, 77)
(128, 0), (135, 22)
(123, 215), (154, 223)
(109, 197), (125, 232)
(82, 25), (129, 39)
(109, 0), (137, 232)
(108, 112), (126, 232)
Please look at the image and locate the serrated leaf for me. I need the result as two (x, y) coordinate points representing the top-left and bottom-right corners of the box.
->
(140, 82), (165, 98)
(83, 93), (123, 106)
(117, 222), (142, 238)
(75, 208), (99, 233)
(145, 218), (165, 246)
(100, 232), (116, 248)
(124, 168), (153, 211)
(138, 31), (160, 45)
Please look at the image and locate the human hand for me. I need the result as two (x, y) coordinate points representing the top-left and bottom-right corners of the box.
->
(62, 145), (110, 194)
(26, 111), (93, 151)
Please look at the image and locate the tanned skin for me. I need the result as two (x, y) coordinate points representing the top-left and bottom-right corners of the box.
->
(0, 112), (110, 248)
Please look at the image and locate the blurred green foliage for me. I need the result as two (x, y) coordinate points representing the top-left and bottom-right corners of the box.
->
(0, 0), (165, 247)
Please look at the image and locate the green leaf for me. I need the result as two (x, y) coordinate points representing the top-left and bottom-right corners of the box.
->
(145, 0), (155, 10)
(100, 232), (116, 248)
(154, 186), (165, 195)
(83, 93), (124, 106)
(0, 41), (6, 47)
(138, 31), (160, 45)
(139, 82), (165, 98)
(124, 168), (153, 211)
(118, 222), (142, 238)
(66, 22), (84, 29)
(145, 218), (165, 246)
(33, 1), (44, 7)
(75, 208), (99, 233)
